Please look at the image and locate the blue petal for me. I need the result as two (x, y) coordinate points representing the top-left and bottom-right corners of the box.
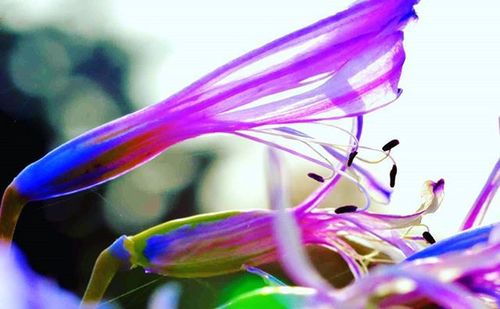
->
(405, 224), (495, 261)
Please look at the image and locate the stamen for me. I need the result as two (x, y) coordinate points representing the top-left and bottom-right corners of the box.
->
(301, 142), (338, 181)
(347, 151), (358, 167)
(361, 250), (380, 261)
(390, 164), (398, 188)
(247, 126), (375, 211)
(334, 205), (358, 214)
(403, 224), (431, 239)
(315, 121), (361, 152)
(353, 146), (395, 165)
(422, 231), (436, 244)
(255, 129), (356, 151)
(308, 172), (325, 183)
(251, 127), (397, 167)
(359, 250), (376, 273)
(382, 139), (400, 152)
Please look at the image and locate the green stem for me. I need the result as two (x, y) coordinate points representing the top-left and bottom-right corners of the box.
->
(0, 185), (27, 245)
(81, 249), (122, 308)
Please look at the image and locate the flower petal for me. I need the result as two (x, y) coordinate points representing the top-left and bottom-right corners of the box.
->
(461, 158), (500, 230)
(351, 178), (445, 229)
(0, 244), (80, 308)
(8, 0), (418, 203)
(1, 0), (419, 243)
(216, 32), (407, 124)
(405, 224), (496, 261)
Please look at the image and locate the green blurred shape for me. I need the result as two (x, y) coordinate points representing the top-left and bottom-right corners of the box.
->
(219, 286), (316, 309)
(219, 274), (268, 306)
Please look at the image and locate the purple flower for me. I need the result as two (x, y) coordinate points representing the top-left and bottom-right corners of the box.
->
(0, 0), (419, 243)
(80, 147), (441, 306)
(222, 150), (499, 308)
(0, 244), (79, 309)
(404, 158), (500, 262)
(0, 243), (182, 309)
(224, 234), (499, 308)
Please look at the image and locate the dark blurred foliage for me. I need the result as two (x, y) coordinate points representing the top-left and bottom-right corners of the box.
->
(0, 26), (206, 307)
(0, 26), (357, 308)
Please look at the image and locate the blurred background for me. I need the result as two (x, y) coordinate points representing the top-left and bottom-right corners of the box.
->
(0, 0), (498, 308)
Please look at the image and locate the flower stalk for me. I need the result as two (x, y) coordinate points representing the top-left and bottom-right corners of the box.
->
(0, 186), (27, 245)
(81, 248), (123, 306)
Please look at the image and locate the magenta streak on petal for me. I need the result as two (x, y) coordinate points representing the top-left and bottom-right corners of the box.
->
(215, 33), (407, 125)
(458, 269), (500, 302)
(379, 270), (484, 309)
(267, 149), (336, 304)
(171, 1), (417, 124)
(461, 158), (500, 231)
(167, 0), (417, 113)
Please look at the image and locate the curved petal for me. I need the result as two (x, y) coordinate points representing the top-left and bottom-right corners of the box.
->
(461, 158), (500, 230)
(0, 244), (79, 308)
(405, 224), (496, 261)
